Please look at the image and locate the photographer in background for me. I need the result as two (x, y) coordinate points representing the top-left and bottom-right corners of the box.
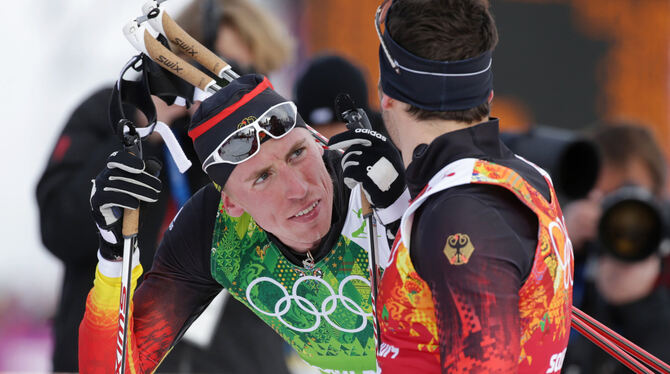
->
(563, 123), (670, 374)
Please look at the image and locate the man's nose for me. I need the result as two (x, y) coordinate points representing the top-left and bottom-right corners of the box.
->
(280, 166), (308, 199)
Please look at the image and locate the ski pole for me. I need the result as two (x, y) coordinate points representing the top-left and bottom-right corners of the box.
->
(572, 306), (670, 373)
(141, 0), (239, 82)
(111, 123), (192, 374)
(335, 93), (383, 350)
(571, 312), (654, 374)
(114, 122), (142, 374)
(112, 38), (194, 374)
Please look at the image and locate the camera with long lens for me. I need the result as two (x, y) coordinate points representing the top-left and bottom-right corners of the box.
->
(501, 126), (600, 202)
(598, 185), (668, 262)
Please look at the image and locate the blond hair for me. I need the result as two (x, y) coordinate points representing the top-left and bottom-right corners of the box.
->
(176, 0), (294, 74)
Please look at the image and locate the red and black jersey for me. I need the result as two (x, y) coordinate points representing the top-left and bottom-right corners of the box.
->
(376, 120), (573, 373)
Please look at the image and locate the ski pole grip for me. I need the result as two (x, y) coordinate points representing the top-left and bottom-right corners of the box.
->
(122, 145), (141, 237)
(122, 208), (140, 237)
(361, 192), (373, 218)
(142, 30), (218, 92)
(159, 12), (231, 78)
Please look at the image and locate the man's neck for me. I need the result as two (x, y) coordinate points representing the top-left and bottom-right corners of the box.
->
(398, 117), (489, 166)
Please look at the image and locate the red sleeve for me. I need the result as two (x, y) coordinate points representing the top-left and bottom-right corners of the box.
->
(411, 185), (537, 372)
(79, 264), (220, 372)
(79, 186), (222, 373)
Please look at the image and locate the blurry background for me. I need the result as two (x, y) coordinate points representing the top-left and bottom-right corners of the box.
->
(302, 0), (670, 137)
(1, 0), (668, 372)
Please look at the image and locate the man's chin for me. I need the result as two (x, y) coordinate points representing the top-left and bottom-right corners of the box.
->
(283, 210), (331, 251)
(291, 229), (329, 251)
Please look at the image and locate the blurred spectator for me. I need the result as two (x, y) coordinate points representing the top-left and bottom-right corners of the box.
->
(176, 0), (293, 75)
(563, 122), (670, 373)
(35, 0), (293, 372)
(294, 54), (386, 139)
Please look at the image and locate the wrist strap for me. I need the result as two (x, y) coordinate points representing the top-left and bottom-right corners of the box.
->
(97, 249), (141, 278)
(375, 188), (410, 225)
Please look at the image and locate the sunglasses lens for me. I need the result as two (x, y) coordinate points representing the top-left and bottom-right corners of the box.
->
(205, 102), (298, 168)
(258, 102), (297, 138)
(217, 126), (259, 163)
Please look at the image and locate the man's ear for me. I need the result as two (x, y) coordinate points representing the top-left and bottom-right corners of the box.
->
(380, 92), (394, 110)
(221, 191), (245, 217)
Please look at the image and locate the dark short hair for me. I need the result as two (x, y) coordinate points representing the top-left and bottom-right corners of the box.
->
(386, 0), (498, 123)
(590, 123), (667, 195)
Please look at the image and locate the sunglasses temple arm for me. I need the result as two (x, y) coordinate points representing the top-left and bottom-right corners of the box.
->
(141, 1), (240, 82)
(572, 306), (670, 373)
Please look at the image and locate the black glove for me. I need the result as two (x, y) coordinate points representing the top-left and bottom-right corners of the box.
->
(90, 151), (162, 261)
(328, 128), (406, 209)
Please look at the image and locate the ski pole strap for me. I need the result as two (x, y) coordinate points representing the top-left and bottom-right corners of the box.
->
(110, 55), (156, 136)
(110, 52), (197, 143)
(164, 143), (191, 208)
(142, 45), (196, 105)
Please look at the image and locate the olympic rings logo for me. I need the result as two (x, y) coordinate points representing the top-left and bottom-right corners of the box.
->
(246, 275), (373, 333)
(548, 216), (574, 291)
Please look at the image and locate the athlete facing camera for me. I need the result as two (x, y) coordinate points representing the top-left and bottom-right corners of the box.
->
(79, 74), (407, 374)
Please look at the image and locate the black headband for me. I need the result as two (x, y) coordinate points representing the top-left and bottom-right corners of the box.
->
(379, 30), (493, 111)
